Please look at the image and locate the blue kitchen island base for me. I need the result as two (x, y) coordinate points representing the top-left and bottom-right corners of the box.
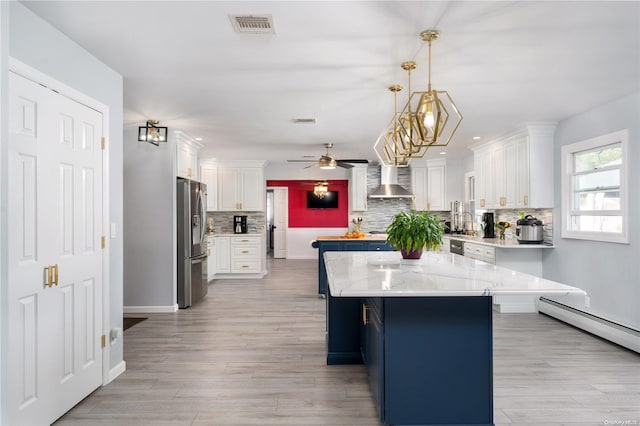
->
(327, 291), (494, 426)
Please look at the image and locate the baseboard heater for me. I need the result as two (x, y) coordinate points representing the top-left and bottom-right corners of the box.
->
(538, 297), (640, 353)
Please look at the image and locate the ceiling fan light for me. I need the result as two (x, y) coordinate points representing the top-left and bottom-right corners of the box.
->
(319, 157), (337, 169)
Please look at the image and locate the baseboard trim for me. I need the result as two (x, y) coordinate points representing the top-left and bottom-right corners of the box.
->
(286, 255), (315, 260)
(106, 360), (126, 384)
(123, 305), (178, 314)
(211, 273), (265, 280)
(538, 298), (640, 353)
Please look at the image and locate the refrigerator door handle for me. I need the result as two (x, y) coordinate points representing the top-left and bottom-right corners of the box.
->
(197, 187), (207, 246)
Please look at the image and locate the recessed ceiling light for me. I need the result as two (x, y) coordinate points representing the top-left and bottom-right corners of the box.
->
(195, 137), (203, 141)
(439, 151), (447, 155)
(473, 136), (481, 140)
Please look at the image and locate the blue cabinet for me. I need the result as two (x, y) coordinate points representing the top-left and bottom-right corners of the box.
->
(315, 241), (341, 296)
(331, 294), (494, 426)
(314, 240), (393, 296)
(362, 298), (385, 420)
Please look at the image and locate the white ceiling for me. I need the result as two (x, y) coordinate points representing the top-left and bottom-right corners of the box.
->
(22, 1), (640, 164)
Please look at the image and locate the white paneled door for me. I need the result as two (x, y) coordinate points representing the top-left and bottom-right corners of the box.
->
(8, 71), (104, 425)
(272, 187), (288, 258)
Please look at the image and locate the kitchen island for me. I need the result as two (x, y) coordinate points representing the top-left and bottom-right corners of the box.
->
(311, 235), (393, 296)
(324, 251), (585, 426)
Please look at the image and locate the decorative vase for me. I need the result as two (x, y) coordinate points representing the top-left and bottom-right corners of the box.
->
(499, 230), (505, 240)
(400, 249), (423, 259)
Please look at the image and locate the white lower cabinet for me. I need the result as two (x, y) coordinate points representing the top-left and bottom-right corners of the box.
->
(463, 242), (495, 264)
(210, 235), (263, 278)
(231, 236), (262, 273)
(214, 236), (231, 274)
(207, 236), (216, 280)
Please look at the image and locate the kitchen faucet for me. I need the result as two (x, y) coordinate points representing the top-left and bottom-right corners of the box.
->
(460, 211), (475, 235)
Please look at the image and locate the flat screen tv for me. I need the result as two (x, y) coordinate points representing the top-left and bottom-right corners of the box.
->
(307, 191), (339, 209)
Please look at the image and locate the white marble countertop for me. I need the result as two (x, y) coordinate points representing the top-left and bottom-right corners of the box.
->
(325, 251), (585, 298)
(443, 234), (554, 249)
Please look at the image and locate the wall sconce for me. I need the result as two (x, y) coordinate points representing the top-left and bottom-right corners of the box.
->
(138, 120), (168, 146)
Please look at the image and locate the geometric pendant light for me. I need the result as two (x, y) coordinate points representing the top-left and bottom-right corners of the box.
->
(373, 84), (412, 167)
(400, 30), (463, 149)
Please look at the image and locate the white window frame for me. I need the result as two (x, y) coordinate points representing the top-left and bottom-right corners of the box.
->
(561, 129), (629, 244)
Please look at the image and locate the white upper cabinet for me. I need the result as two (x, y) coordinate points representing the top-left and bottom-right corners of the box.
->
(471, 124), (555, 209)
(350, 165), (368, 211)
(411, 166), (428, 211)
(176, 133), (202, 180)
(217, 161), (265, 211)
(239, 168), (264, 211)
(426, 159), (447, 211)
(200, 160), (218, 211)
(411, 159), (446, 211)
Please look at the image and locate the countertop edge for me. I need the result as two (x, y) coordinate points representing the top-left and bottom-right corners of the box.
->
(444, 235), (554, 249)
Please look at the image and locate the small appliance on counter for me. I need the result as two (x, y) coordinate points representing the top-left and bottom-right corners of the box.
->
(516, 215), (544, 244)
(207, 217), (214, 233)
(233, 215), (248, 234)
(482, 212), (495, 239)
(450, 201), (463, 233)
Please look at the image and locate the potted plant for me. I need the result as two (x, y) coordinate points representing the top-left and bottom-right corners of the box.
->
(386, 209), (445, 259)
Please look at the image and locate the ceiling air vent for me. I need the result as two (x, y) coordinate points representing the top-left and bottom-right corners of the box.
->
(230, 15), (276, 35)
(292, 118), (317, 124)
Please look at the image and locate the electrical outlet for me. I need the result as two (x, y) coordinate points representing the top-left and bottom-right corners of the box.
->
(584, 296), (591, 308)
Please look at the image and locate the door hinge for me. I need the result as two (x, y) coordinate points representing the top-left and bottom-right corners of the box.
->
(101, 137), (106, 150)
(101, 235), (106, 249)
(101, 334), (106, 348)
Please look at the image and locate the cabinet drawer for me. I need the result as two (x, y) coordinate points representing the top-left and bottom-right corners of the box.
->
(231, 236), (261, 245)
(464, 242), (495, 264)
(231, 245), (259, 258)
(231, 260), (261, 273)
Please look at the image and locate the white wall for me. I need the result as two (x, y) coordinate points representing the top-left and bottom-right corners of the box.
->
(0, 1), (9, 414)
(543, 91), (640, 331)
(123, 129), (177, 311)
(445, 157), (464, 206)
(6, 2), (125, 373)
(265, 162), (350, 180)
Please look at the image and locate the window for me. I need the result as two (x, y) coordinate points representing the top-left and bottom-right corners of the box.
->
(561, 129), (628, 243)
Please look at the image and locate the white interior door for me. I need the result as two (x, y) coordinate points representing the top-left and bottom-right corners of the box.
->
(8, 71), (104, 425)
(272, 188), (288, 258)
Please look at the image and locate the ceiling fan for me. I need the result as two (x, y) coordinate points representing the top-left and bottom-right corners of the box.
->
(287, 143), (368, 169)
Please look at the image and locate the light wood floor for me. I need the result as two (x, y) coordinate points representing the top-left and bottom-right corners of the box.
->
(56, 258), (639, 425)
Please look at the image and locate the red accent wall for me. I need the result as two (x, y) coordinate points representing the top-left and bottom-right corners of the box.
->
(267, 180), (348, 228)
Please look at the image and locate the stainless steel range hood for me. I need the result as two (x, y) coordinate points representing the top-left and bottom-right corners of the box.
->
(369, 165), (414, 199)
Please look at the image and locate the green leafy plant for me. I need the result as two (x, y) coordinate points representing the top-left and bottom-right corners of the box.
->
(386, 209), (445, 257)
(518, 211), (526, 220)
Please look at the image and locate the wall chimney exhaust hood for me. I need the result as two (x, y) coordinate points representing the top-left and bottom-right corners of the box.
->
(369, 165), (414, 199)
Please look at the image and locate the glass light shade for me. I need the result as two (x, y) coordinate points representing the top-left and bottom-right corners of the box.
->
(138, 122), (168, 146)
(313, 182), (329, 198)
(319, 157), (337, 169)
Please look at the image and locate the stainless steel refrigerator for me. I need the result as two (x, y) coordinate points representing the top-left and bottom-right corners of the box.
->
(177, 177), (208, 308)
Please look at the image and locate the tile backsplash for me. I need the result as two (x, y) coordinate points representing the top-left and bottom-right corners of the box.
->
(492, 208), (553, 242)
(355, 164), (450, 232)
(206, 212), (266, 234)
